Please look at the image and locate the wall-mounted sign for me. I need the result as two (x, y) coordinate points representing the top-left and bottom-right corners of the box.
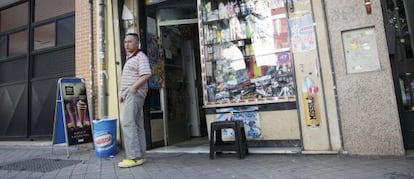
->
(342, 27), (381, 74)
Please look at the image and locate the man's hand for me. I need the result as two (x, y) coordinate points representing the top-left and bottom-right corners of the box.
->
(129, 86), (137, 94)
(119, 96), (124, 103)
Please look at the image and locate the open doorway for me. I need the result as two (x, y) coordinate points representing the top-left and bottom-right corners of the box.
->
(145, 0), (208, 149)
(160, 24), (205, 145)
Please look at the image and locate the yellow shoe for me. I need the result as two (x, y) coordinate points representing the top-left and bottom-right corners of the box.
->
(118, 159), (145, 168)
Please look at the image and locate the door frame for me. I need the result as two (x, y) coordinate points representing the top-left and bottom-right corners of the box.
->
(157, 18), (199, 146)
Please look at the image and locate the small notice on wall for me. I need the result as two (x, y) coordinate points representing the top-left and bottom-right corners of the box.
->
(216, 110), (262, 140)
(288, 14), (316, 53)
(342, 27), (381, 74)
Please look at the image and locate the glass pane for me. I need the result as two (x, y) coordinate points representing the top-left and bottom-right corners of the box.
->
(0, 2), (28, 32)
(57, 16), (75, 45)
(9, 30), (27, 57)
(159, 7), (197, 21)
(32, 48), (75, 78)
(0, 58), (27, 83)
(34, 0), (74, 22)
(0, 35), (6, 59)
(34, 23), (55, 50)
(201, 0), (295, 104)
(149, 89), (161, 111)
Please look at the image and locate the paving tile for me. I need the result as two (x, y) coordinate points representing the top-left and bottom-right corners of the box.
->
(118, 174), (135, 179)
(130, 167), (151, 177)
(72, 164), (88, 175)
(40, 170), (59, 178)
(100, 175), (118, 179)
(116, 169), (134, 176)
(28, 172), (44, 178)
(84, 172), (101, 179)
(148, 173), (170, 179)
(13, 171), (33, 179)
(68, 174), (85, 179)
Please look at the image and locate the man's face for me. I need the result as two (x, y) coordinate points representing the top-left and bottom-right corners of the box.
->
(124, 35), (138, 54)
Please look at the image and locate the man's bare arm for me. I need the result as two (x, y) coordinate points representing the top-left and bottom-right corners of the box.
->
(130, 74), (151, 93)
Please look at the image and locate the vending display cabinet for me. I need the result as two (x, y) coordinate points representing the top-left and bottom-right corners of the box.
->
(198, 0), (296, 107)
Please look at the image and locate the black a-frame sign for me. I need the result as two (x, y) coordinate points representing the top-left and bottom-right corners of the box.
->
(52, 77), (93, 158)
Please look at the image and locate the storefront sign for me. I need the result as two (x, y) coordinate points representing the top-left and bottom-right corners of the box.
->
(53, 78), (93, 150)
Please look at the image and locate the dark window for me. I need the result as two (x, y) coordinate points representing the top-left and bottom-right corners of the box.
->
(0, 57), (27, 83)
(0, 2), (28, 33)
(0, 35), (6, 59)
(34, 0), (74, 22)
(9, 30), (27, 57)
(57, 16), (75, 45)
(32, 48), (75, 78)
(34, 23), (55, 50)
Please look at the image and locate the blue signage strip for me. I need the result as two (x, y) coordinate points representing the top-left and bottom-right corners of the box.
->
(53, 87), (66, 144)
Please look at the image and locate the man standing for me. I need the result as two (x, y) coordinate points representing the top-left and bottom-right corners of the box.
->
(118, 33), (151, 168)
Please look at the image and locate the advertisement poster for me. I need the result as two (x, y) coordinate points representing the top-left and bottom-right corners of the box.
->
(288, 14), (316, 52)
(270, 0), (286, 13)
(248, 1), (277, 67)
(216, 111), (262, 140)
(249, 13), (277, 66)
(271, 0), (290, 51)
(301, 75), (321, 127)
(60, 79), (93, 145)
(147, 33), (164, 89)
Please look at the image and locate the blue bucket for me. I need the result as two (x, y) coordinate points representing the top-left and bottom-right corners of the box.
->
(92, 118), (117, 157)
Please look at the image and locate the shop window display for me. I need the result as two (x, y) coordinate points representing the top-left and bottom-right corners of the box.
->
(199, 0), (295, 106)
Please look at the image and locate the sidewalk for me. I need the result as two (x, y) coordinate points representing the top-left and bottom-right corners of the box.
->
(0, 142), (413, 179)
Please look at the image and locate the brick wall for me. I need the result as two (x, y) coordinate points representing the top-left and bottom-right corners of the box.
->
(75, 0), (98, 119)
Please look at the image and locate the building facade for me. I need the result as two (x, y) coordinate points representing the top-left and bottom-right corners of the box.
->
(0, 0), (412, 156)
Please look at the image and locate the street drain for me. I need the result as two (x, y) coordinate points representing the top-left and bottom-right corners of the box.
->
(0, 158), (81, 172)
(385, 172), (414, 179)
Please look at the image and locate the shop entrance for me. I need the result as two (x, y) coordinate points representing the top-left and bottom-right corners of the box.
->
(145, 0), (207, 148)
(381, 0), (414, 149)
(159, 23), (205, 145)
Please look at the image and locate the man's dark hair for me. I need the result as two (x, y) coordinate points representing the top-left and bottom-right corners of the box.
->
(126, 33), (140, 42)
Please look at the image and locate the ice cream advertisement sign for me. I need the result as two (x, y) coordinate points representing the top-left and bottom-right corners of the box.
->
(59, 78), (93, 146)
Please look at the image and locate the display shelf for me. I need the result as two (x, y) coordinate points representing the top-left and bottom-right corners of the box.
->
(202, 13), (249, 25)
(204, 38), (252, 46)
(203, 95), (296, 108)
(199, 0), (295, 106)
